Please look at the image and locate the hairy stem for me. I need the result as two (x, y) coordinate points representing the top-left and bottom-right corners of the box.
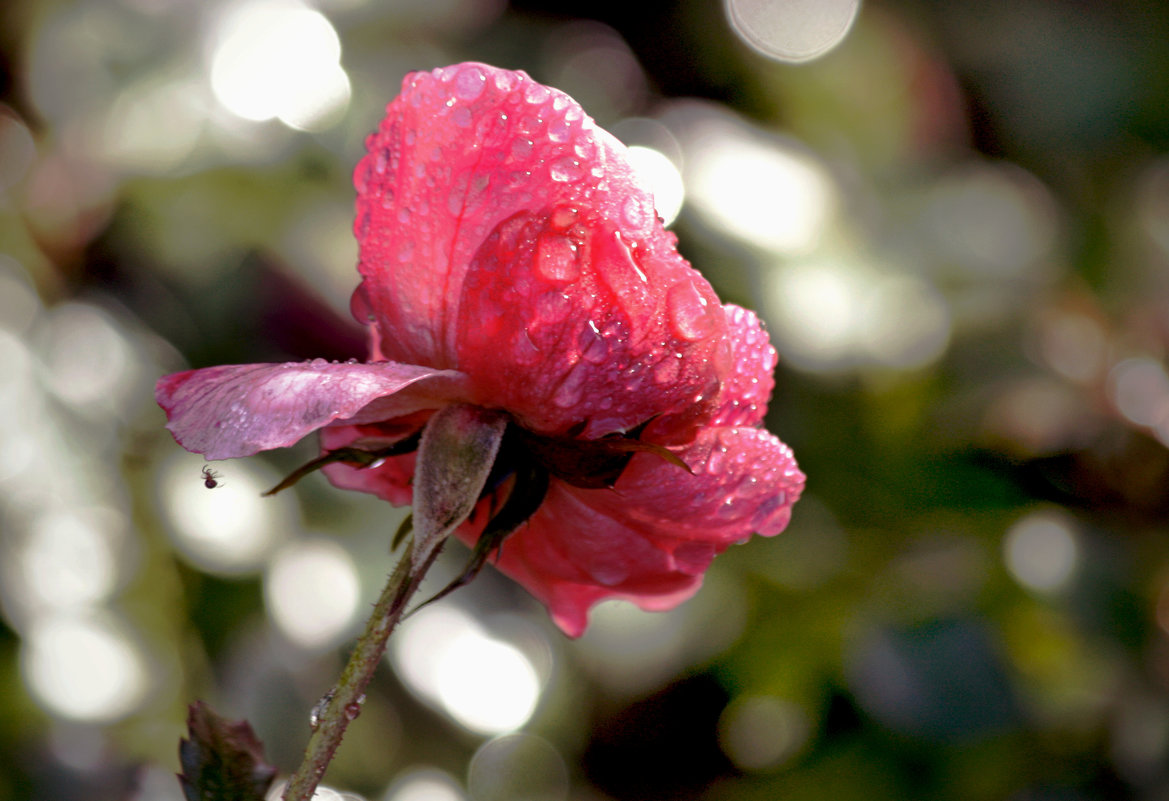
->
(281, 541), (440, 801)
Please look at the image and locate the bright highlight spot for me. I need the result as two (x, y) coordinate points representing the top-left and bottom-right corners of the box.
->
(391, 605), (542, 735)
(686, 119), (834, 255)
(159, 455), (290, 575)
(725, 0), (861, 63)
(768, 261), (859, 369)
(265, 539), (360, 650)
(1004, 511), (1079, 593)
(22, 611), (149, 722)
(467, 733), (568, 801)
(210, 0), (351, 130)
(20, 509), (121, 612)
(626, 145), (684, 226)
(1109, 357), (1169, 428)
(859, 274), (951, 369)
(382, 767), (467, 801)
(719, 695), (811, 771)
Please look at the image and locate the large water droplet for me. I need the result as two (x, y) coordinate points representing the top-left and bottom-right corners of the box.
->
(552, 362), (590, 408)
(667, 280), (718, 341)
(579, 321), (609, 364)
(535, 291), (572, 324)
(548, 118), (571, 142)
(654, 354), (682, 385)
(536, 234), (580, 282)
(622, 196), (647, 229)
(398, 240), (414, 263)
(550, 206), (577, 230)
(511, 138), (533, 159)
(549, 157), (584, 183)
(453, 106), (472, 128)
(453, 64), (487, 100)
(524, 82), (550, 104)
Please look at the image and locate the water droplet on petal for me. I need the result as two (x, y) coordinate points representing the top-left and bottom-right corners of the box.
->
(549, 157), (583, 183)
(579, 322), (609, 364)
(398, 240), (414, 262)
(535, 291), (572, 324)
(524, 82), (550, 104)
(536, 234), (580, 282)
(453, 64), (487, 100)
(398, 207), (411, 224)
(548, 118), (571, 142)
(667, 280), (718, 341)
(654, 354), (682, 384)
(552, 362), (590, 408)
(550, 206), (577, 230)
(452, 106), (472, 128)
(511, 138), (533, 159)
(622, 196), (646, 229)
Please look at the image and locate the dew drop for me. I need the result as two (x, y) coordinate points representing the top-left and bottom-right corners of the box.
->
(535, 290), (572, 324)
(398, 207), (411, 224)
(574, 140), (594, 161)
(453, 64), (487, 100)
(452, 106), (472, 128)
(622, 196), (646, 229)
(511, 328), (541, 364)
(706, 444), (729, 475)
(398, 240), (414, 263)
(550, 206), (577, 230)
(667, 280), (718, 341)
(309, 690), (335, 731)
(579, 321), (609, 364)
(524, 82), (550, 104)
(511, 137), (533, 159)
(536, 233), (580, 282)
(548, 118), (571, 142)
(654, 355), (681, 385)
(549, 156), (584, 183)
(552, 362), (590, 408)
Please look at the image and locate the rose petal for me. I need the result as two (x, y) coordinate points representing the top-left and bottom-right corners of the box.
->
(455, 206), (728, 437)
(603, 425), (805, 542)
(156, 360), (469, 460)
(319, 422), (420, 506)
(354, 63), (669, 368)
(458, 481), (707, 637)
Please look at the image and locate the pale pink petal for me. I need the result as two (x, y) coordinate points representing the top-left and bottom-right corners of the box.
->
(455, 206), (729, 437)
(600, 425), (805, 542)
(156, 360), (469, 460)
(354, 63), (678, 368)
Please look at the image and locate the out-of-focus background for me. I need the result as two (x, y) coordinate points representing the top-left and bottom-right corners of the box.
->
(2, 0), (1169, 799)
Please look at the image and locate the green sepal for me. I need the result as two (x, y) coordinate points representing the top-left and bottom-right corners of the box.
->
(262, 431), (422, 496)
(410, 461), (550, 615)
(390, 513), (413, 553)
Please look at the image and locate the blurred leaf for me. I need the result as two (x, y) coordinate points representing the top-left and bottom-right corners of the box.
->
(178, 701), (277, 801)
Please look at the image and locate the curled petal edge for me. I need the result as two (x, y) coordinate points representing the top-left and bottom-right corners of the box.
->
(156, 360), (470, 461)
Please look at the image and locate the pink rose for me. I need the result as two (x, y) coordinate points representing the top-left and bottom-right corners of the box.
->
(156, 62), (804, 636)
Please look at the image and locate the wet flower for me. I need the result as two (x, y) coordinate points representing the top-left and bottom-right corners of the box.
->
(156, 62), (804, 636)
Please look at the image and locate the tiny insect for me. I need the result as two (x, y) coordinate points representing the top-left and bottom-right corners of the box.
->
(201, 467), (222, 489)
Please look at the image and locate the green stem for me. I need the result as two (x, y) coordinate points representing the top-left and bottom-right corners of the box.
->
(281, 542), (440, 801)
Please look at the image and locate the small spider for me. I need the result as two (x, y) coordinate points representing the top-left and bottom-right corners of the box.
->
(201, 466), (222, 489)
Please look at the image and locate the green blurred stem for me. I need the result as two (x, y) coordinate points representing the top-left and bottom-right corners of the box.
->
(282, 542), (439, 801)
